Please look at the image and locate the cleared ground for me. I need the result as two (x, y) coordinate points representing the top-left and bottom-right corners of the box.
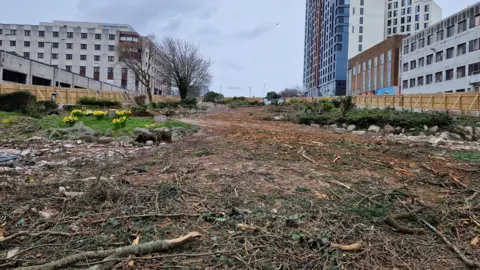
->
(1, 107), (479, 269)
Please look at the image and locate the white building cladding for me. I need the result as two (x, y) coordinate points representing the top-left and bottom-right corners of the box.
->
(385, 0), (442, 37)
(348, 0), (386, 59)
(400, 2), (480, 94)
(0, 21), (168, 94)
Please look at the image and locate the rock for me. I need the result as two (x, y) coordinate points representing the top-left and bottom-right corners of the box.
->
(429, 137), (444, 145)
(76, 140), (82, 144)
(310, 124), (321, 129)
(110, 140), (121, 147)
(20, 149), (31, 157)
(423, 125), (429, 132)
(273, 115), (285, 121)
(475, 127), (480, 136)
(329, 124), (338, 129)
(342, 123), (348, 128)
(59, 187), (85, 198)
(78, 135), (98, 143)
(271, 208), (278, 214)
(72, 121), (85, 130)
(145, 140), (154, 146)
(154, 128), (172, 142)
(98, 137), (114, 144)
(450, 133), (463, 141)
(38, 209), (59, 220)
(368, 125), (381, 133)
(104, 129), (113, 137)
(133, 128), (155, 142)
(69, 223), (79, 232)
(117, 136), (134, 145)
(108, 109), (116, 119)
(12, 206), (29, 216)
(333, 128), (346, 134)
(154, 115), (168, 123)
(352, 130), (367, 135)
(466, 135), (473, 141)
(347, 125), (356, 132)
(63, 144), (75, 148)
(456, 126), (473, 136)
(418, 132), (426, 137)
(439, 132), (450, 140)
(7, 247), (20, 259)
(429, 126), (439, 132)
(383, 125), (395, 134)
(321, 238), (330, 246)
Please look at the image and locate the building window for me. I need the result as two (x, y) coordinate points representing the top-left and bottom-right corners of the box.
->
(66, 54), (73, 60)
(108, 56), (114, 62)
(95, 44), (101, 50)
(446, 47), (454, 59)
(38, 42), (45, 48)
(404, 45), (409, 54)
(81, 33), (87, 39)
(411, 42), (416, 52)
(388, 50), (392, 62)
(457, 66), (466, 78)
(447, 25), (455, 38)
(81, 44), (87, 50)
(417, 76), (424, 86)
(359, 35), (363, 42)
(24, 30), (30, 36)
(468, 62), (480, 75)
(427, 54), (433, 65)
(435, 71), (443, 82)
(415, 23), (419, 30)
(38, 53), (44, 59)
(10, 40), (16, 46)
(403, 80), (408, 89)
(410, 78), (416, 88)
(52, 42), (59, 48)
(424, 23), (429, 28)
(95, 34), (102, 40)
(10, 29), (17, 35)
(52, 53), (58, 59)
(426, 74), (433, 84)
(470, 14), (480, 28)
(427, 34), (433, 45)
(67, 32), (73, 38)
(109, 34), (115, 40)
(24, 41), (30, 47)
(403, 63), (409, 72)
(387, 28), (392, 35)
(410, 60), (416, 70)
(67, 43), (73, 49)
(446, 69), (454, 80)
(108, 45), (115, 51)
(458, 19), (468, 33)
(23, 52), (30, 58)
(94, 55), (101, 61)
(93, 67), (100, 80)
(80, 55), (87, 61)
(415, 5), (420, 13)
(80, 66), (86, 76)
(436, 30), (444, 42)
(457, 43), (467, 56)
(418, 57), (424, 67)
(38, 31), (45, 37)
(66, 65), (72, 72)
(406, 25), (411, 31)
(108, 67), (114, 79)
(360, 17), (364, 24)
(359, 26), (363, 33)
(0, 29), (2, 35)
(425, 4), (429, 12)
(53, 31), (59, 37)
(469, 38), (480, 52)
(436, 51), (443, 62)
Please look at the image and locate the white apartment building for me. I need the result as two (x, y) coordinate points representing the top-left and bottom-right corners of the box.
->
(348, 0), (386, 59)
(400, 2), (480, 94)
(385, 0), (442, 37)
(0, 21), (167, 94)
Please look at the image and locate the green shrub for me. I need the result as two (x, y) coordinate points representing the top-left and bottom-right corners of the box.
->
(37, 100), (58, 112)
(181, 98), (197, 109)
(319, 100), (334, 112)
(339, 96), (356, 117)
(204, 92), (224, 103)
(39, 115), (63, 129)
(131, 105), (147, 112)
(0, 91), (37, 113)
(77, 97), (121, 108)
(331, 99), (341, 108)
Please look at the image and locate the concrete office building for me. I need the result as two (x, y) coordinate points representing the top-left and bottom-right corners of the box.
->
(400, 2), (480, 94)
(347, 35), (407, 96)
(348, 0), (386, 59)
(303, 0), (349, 97)
(385, 0), (442, 37)
(0, 21), (167, 94)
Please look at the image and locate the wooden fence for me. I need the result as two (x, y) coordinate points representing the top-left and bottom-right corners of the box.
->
(286, 93), (480, 115)
(0, 83), (180, 104)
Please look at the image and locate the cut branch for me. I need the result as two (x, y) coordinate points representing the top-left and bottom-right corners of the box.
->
(13, 232), (201, 270)
(385, 208), (425, 235)
(0, 231), (77, 244)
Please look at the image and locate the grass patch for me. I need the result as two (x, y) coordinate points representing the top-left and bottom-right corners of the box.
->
(451, 151), (480, 164)
(39, 115), (66, 129)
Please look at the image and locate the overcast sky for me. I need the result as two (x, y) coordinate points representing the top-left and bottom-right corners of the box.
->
(2, 0), (478, 97)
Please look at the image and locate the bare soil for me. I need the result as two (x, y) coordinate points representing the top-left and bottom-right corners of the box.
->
(1, 107), (479, 269)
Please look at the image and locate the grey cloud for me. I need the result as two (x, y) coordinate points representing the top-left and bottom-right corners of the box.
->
(220, 61), (243, 72)
(234, 24), (273, 39)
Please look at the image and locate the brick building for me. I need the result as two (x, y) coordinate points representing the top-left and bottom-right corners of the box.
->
(347, 34), (407, 96)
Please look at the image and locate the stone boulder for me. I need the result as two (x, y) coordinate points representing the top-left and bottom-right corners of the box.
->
(429, 126), (439, 132)
(368, 125), (381, 133)
(154, 115), (168, 123)
(154, 128), (172, 142)
(98, 137), (114, 144)
(456, 126), (473, 136)
(310, 124), (321, 129)
(333, 128), (346, 134)
(383, 125), (395, 134)
(133, 128), (156, 142)
(171, 127), (188, 142)
(352, 130), (366, 135)
(347, 125), (356, 132)
(117, 136), (134, 145)
(78, 135), (98, 143)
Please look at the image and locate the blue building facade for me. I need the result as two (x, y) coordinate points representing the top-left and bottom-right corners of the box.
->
(304, 0), (350, 97)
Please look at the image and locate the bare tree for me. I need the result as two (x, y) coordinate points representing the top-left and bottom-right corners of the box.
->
(157, 37), (212, 101)
(117, 35), (160, 103)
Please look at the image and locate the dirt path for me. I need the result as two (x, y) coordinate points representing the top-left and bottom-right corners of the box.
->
(1, 107), (479, 269)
